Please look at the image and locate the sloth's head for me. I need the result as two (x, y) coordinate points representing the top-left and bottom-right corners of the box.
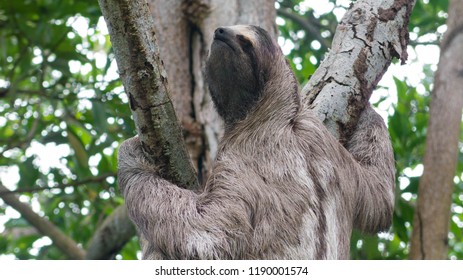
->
(206, 25), (293, 127)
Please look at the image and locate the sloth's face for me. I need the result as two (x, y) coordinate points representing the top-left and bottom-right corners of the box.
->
(207, 25), (258, 98)
(206, 25), (279, 125)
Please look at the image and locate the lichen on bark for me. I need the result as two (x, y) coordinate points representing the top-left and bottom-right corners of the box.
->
(304, 0), (416, 142)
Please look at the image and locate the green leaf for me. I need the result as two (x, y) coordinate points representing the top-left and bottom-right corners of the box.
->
(4, 217), (30, 228)
(67, 127), (89, 169)
(18, 157), (40, 189)
(91, 101), (108, 133)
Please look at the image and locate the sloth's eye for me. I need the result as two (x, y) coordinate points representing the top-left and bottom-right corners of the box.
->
(237, 34), (252, 50)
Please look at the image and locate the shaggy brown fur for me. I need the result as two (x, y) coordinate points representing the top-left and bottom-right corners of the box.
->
(118, 25), (395, 259)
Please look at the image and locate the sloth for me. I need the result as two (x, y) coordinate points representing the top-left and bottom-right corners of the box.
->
(118, 25), (395, 259)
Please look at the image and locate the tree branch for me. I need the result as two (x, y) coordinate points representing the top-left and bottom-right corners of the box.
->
(304, 0), (416, 142)
(85, 205), (136, 259)
(98, 0), (198, 190)
(0, 183), (86, 259)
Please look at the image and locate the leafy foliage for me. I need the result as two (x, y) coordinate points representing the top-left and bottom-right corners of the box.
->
(0, 0), (138, 259)
(276, 0), (339, 84)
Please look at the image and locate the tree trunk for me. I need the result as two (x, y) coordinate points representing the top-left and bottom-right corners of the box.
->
(409, 0), (463, 260)
(98, 0), (198, 189)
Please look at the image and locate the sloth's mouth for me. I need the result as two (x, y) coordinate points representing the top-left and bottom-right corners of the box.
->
(214, 36), (236, 52)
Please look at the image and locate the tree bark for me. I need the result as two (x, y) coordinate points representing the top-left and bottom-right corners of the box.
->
(98, 0), (198, 190)
(409, 0), (463, 259)
(304, 0), (416, 141)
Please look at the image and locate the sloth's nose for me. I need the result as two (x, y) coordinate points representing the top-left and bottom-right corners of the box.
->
(214, 27), (228, 39)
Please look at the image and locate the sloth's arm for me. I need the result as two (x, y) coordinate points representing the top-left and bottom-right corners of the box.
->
(117, 137), (250, 259)
(346, 106), (396, 234)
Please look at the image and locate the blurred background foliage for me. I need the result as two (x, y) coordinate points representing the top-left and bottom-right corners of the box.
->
(0, 0), (462, 259)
